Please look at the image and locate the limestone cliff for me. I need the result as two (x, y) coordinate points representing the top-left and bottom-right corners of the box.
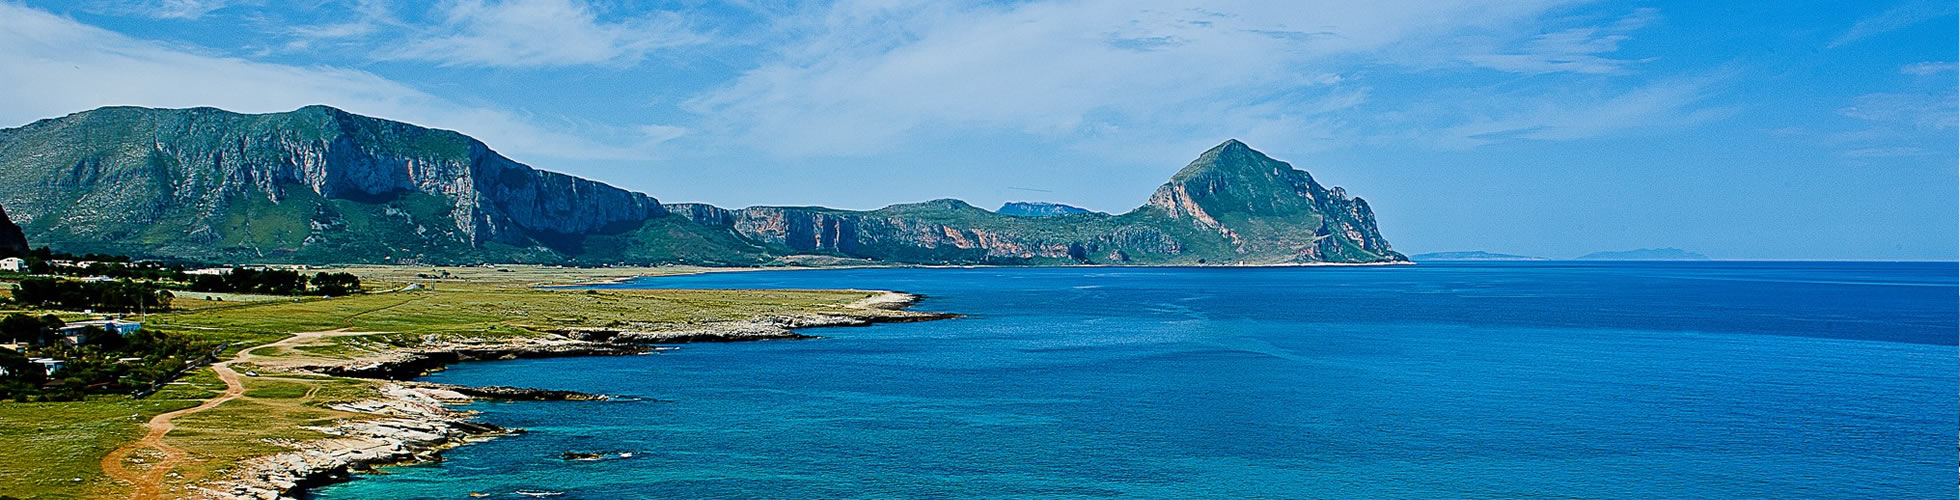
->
(0, 106), (1402, 265)
(0, 106), (664, 262)
(665, 200), (1190, 264)
(665, 140), (1405, 265)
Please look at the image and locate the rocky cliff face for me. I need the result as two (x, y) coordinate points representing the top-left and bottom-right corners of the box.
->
(0, 204), (26, 255)
(665, 200), (1191, 264)
(1142, 140), (1400, 263)
(0, 106), (662, 262)
(0, 106), (1401, 265)
(665, 140), (1405, 265)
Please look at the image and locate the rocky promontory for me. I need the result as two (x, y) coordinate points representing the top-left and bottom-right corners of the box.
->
(194, 384), (507, 499)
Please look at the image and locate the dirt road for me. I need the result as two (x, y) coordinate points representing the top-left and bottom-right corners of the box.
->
(98, 329), (372, 499)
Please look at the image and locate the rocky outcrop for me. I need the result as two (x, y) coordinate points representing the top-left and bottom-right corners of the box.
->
(0, 204), (26, 255)
(665, 200), (1192, 264)
(305, 339), (645, 380)
(401, 382), (615, 401)
(1143, 139), (1403, 263)
(194, 384), (507, 500)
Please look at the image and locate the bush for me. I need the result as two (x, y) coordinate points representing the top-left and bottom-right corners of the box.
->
(12, 278), (172, 313)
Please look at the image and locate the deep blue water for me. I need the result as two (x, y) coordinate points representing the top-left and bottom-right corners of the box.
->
(313, 262), (1957, 499)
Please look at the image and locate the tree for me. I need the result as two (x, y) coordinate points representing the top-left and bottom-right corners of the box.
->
(79, 325), (123, 350)
(0, 313), (56, 345)
(190, 274), (228, 292)
(311, 272), (361, 296)
(12, 278), (171, 312)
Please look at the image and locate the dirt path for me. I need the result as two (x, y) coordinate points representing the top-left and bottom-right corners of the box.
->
(99, 328), (377, 499)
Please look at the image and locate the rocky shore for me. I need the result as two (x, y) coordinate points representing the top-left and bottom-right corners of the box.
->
(197, 291), (951, 499)
(191, 384), (507, 499)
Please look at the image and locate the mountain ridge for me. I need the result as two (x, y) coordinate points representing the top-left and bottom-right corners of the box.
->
(997, 202), (1094, 217)
(0, 106), (1404, 266)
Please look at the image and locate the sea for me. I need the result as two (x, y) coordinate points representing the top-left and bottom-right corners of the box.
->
(311, 262), (1957, 499)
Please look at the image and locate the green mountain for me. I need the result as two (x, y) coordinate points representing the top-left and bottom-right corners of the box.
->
(0, 106), (1403, 266)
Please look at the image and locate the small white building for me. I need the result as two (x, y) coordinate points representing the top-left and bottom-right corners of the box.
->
(28, 357), (62, 375)
(58, 319), (142, 345)
(0, 257), (23, 272)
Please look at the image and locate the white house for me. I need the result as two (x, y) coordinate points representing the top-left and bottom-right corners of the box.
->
(0, 257), (23, 272)
(58, 319), (142, 345)
(28, 357), (62, 375)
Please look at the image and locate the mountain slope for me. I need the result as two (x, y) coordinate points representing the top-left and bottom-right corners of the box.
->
(0, 106), (1403, 265)
(1140, 140), (1400, 262)
(664, 141), (1406, 265)
(0, 106), (674, 263)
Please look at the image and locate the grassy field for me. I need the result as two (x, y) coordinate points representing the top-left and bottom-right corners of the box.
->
(153, 287), (887, 338)
(328, 263), (718, 290)
(154, 373), (382, 490)
(0, 265), (906, 499)
(0, 369), (223, 499)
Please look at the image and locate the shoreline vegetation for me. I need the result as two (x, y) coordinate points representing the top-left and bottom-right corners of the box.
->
(1, 265), (953, 500)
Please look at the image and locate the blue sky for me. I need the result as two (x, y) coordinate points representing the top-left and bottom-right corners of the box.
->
(0, 0), (1953, 260)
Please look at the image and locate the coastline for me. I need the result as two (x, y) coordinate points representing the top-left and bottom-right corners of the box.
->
(195, 291), (952, 500)
(562, 259), (1418, 284)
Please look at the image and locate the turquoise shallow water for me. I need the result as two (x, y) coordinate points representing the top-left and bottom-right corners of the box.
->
(312, 262), (1957, 499)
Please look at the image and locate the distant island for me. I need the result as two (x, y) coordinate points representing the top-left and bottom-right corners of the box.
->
(0, 106), (1406, 266)
(1408, 251), (1544, 261)
(997, 201), (1097, 217)
(1576, 248), (1710, 261)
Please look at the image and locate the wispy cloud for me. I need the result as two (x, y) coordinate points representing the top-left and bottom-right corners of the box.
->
(377, 0), (705, 68)
(1900, 61), (1958, 75)
(86, 0), (245, 20)
(1816, 85), (1957, 161)
(1838, 91), (1958, 130)
(0, 4), (674, 161)
(1827, 0), (1957, 48)
(1458, 8), (1661, 74)
(1426, 74), (1733, 149)
(1843, 146), (1940, 158)
(684, 0), (1643, 157)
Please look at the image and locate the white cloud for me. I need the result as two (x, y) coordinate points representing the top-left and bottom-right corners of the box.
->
(0, 4), (669, 162)
(1843, 146), (1938, 158)
(378, 0), (705, 68)
(89, 0), (243, 19)
(1457, 8), (1659, 74)
(684, 0), (1602, 157)
(1426, 74), (1732, 149)
(1838, 92), (1958, 130)
(1900, 61), (1958, 75)
(1827, 0), (1957, 48)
